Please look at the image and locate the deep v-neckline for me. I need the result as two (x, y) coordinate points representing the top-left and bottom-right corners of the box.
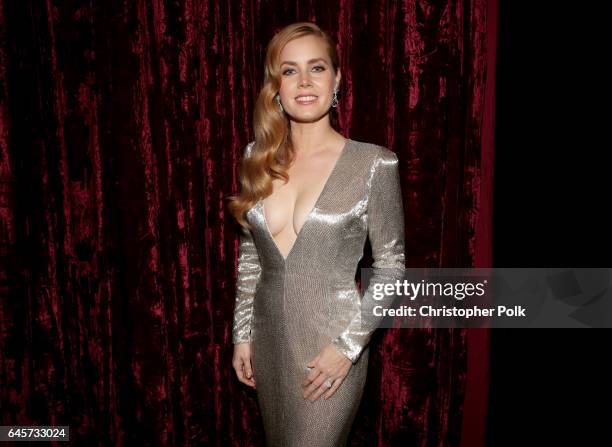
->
(260, 138), (351, 262)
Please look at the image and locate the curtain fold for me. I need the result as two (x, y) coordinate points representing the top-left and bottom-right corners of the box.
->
(0, 1), (496, 445)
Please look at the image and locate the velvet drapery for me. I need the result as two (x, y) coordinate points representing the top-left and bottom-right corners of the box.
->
(0, 1), (496, 445)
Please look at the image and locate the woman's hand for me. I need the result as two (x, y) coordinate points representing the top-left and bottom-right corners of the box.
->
(233, 343), (256, 388)
(301, 344), (352, 402)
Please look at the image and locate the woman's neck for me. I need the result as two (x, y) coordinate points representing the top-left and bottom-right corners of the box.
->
(289, 120), (342, 155)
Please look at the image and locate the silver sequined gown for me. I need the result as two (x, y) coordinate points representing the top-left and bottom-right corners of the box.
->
(232, 138), (406, 446)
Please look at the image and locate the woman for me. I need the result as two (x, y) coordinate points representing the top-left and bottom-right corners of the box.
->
(227, 22), (405, 446)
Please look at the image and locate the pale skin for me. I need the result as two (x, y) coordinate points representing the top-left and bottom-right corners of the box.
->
(233, 34), (353, 401)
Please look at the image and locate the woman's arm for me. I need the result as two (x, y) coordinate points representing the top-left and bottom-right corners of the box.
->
(232, 142), (262, 344)
(331, 148), (406, 363)
(232, 226), (262, 344)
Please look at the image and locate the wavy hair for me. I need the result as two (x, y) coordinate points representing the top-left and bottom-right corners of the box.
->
(226, 22), (340, 229)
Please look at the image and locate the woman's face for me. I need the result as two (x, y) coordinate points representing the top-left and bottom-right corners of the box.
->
(277, 35), (340, 123)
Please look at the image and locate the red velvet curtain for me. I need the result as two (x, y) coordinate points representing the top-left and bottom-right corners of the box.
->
(0, 1), (496, 445)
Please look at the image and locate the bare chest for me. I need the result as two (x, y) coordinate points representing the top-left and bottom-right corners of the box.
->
(262, 153), (339, 239)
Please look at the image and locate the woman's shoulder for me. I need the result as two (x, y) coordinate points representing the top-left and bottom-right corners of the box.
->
(349, 139), (399, 164)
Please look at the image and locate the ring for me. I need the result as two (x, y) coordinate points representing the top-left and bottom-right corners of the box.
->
(324, 379), (333, 389)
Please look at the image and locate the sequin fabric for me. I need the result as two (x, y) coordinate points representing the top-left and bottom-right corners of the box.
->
(232, 138), (406, 446)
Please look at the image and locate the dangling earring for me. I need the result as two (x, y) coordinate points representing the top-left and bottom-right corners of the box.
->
(331, 88), (339, 108)
(276, 94), (284, 113)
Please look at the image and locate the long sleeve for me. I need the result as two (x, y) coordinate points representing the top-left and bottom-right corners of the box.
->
(232, 225), (262, 344)
(232, 141), (261, 344)
(331, 149), (406, 363)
